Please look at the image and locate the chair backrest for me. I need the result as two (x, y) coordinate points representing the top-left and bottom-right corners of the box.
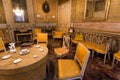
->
(62, 35), (70, 49)
(0, 30), (4, 38)
(37, 33), (48, 44)
(74, 42), (90, 78)
(34, 28), (42, 36)
(53, 31), (64, 39)
(0, 37), (6, 52)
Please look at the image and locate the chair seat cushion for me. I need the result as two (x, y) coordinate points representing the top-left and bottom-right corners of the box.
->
(58, 59), (81, 79)
(114, 52), (120, 61)
(54, 47), (68, 57)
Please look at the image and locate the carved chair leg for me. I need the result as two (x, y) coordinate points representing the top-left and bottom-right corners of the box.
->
(116, 60), (118, 64)
(103, 54), (107, 65)
(107, 52), (111, 61)
(112, 57), (115, 67)
(92, 50), (94, 58)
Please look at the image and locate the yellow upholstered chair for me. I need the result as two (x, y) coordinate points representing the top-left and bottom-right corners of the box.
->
(112, 51), (120, 67)
(54, 35), (70, 58)
(53, 31), (64, 39)
(0, 37), (6, 52)
(0, 29), (10, 44)
(37, 33), (48, 47)
(57, 42), (90, 80)
(33, 27), (42, 40)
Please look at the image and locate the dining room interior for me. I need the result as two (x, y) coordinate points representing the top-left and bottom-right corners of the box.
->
(0, 0), (120, 80)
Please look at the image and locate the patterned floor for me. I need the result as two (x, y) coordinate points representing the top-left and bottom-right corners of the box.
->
(47, 37), (120, 80)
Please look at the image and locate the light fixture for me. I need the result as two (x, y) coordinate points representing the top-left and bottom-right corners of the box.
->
(68, 23), (74, 34)
(68, 27), (74, 34)
(0, 14), (2, 18)
(36, 14), (40, 18)
(52, 15), (55, 18)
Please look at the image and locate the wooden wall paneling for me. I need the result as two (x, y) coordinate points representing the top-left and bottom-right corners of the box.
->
(2, 0), (13, 25)
(33, 0), (58, 23)
(0, 0), (6, 23)
(58, 0), (71, 32)
(71, 0), (85, 22)
(108, 0), (120, 22)
(26, 0), (35, 25)
(71, 0), (76, 22)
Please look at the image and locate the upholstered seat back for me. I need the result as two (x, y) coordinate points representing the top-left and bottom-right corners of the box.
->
(0, 30), (4, 38)
(75, 43), (90, 76)
(53, 31), (64, 39)
(37, 33), (48, 43)
(0, 38), (6, 51)
(34, 28), (42, 36)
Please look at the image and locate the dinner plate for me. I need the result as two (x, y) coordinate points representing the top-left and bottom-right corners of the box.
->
(33, 55), (38, 58)
(36, 45), (40, 48)
(40, 49), (44, 52)
(1, 55), (11, 60)
(13, 58), (22, 64)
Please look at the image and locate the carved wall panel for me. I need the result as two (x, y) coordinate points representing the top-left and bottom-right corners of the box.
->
(108, 0), (120, 22)
(71, 0), (85, 22)
(0, 0), (6, 23)
(58, 0), (71, 32)
(33, 0), (58, 23)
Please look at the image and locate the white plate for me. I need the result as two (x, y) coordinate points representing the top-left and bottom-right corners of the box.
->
(40, 49), (44, 52)
(13, 58), (22, 64)
(36, 45), (40, 48)
(33, 55), (38, 58)
(2, 55), (11, 60)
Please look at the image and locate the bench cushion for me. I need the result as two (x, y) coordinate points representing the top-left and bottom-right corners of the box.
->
(74, 34), (84, 41)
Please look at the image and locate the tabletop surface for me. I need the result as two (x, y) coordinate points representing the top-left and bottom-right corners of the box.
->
(0, 45), (48, 70)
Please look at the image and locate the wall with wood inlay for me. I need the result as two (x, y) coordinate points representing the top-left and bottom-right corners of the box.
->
(33, 0), (58, 23)
(0, 0), (6, 23)
(71, 0), (120, 33)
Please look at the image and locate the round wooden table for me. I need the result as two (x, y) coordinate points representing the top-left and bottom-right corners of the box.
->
(0, 45), (48, 80)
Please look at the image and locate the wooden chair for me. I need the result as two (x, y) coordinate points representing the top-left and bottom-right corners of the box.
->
(57, 42), (90, 80)
(37, 33), (48, 47)
(54, 35), (70, 58)
(33, 27), (42, 41)
(112, 51), (120, 67)
(0, 37), (6, 52)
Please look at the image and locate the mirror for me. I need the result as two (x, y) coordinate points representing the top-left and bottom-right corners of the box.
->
(84, 0), (110, 20)
(42, 1), (50, 13)
(12, 0), (29, 23)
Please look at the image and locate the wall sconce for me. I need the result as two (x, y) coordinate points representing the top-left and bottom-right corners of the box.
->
(68, 27), (74, 34)
(36, 14), (40, 18)
(68, 23), (74, 34)
(0, 14), (2, 18)
(52, 15), (55, 18)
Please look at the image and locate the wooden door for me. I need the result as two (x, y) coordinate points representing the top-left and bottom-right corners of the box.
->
(58, 1), (71, 32)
